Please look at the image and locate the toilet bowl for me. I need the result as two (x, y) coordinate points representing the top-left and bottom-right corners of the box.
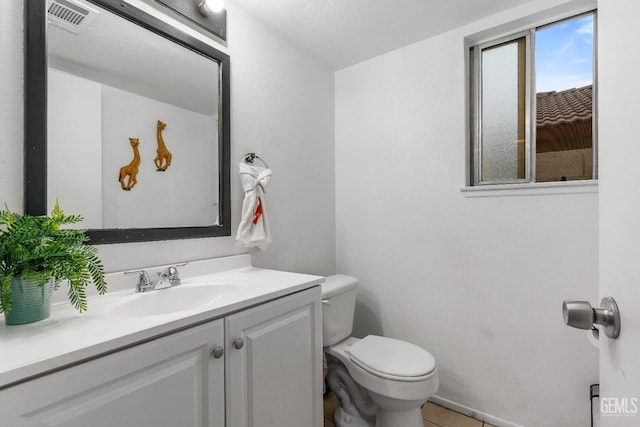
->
(322, 275), (439, 427)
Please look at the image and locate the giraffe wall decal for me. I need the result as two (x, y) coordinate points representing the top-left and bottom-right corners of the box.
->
(154, 120), (172, 171)
(118, 137), (141, 190)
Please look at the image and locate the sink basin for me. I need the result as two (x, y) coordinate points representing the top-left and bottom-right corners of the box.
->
(110, 284), (239, 317)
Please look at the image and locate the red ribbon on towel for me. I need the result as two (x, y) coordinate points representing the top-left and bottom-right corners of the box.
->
(252, 196), (263, 225)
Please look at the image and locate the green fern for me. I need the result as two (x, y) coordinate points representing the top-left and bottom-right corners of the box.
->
(0, 201), (107, 313)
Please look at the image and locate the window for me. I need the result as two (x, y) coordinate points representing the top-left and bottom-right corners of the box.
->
(470, 12), (596, 186)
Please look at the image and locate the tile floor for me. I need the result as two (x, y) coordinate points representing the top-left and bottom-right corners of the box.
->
(323, 392), (496, 427)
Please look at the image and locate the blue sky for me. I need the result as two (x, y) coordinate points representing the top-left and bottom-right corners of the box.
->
(535, 13), (594, 93)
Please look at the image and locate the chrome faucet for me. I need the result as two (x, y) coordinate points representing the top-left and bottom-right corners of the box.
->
(155, 265), (184, 290)
(124, 263), (187, 293)
(124, 269), (154, 293)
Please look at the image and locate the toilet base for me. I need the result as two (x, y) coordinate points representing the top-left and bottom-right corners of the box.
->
(374, 407), (423, 427)
(334, 407), (373, 427)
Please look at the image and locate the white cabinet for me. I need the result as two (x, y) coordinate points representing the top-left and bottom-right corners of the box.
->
(226, 287), (323, 427)
(0, 287), (321, 427)
(0, 318), (226, 427)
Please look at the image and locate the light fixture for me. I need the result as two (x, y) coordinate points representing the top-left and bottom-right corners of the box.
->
(198, 0), (224, 15)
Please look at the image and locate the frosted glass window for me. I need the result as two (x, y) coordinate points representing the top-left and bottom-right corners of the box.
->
(481, 39), (526, 182)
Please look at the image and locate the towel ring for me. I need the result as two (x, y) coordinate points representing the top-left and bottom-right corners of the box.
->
(243, 152), (269, 168)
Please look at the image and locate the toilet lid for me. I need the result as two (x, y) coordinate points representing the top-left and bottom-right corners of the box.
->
(346, 335), (436, 379)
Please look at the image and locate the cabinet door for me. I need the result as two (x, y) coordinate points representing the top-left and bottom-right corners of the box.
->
(0, 319), (225, 427)
(226, 287), (322, 427)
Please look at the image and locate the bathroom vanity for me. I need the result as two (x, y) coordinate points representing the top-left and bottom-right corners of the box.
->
(0, 255), (324, 427)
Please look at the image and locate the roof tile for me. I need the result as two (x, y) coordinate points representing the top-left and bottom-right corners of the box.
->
(537, 85), (592, 127)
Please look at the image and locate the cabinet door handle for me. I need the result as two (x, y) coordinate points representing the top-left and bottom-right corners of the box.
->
(233, 338), (244, 349)
(211, 346), (224, 359)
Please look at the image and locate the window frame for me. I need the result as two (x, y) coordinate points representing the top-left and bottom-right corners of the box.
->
(469, 11), (598, 187)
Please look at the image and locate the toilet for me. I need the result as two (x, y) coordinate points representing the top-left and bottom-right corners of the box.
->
(322, 274), (439, 427)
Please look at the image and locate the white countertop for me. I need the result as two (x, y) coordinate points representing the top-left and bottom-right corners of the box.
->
(0, 255), (324, 389)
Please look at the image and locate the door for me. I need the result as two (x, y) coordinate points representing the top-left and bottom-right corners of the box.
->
(225, 287), (323, 427)
(598, 1), (640, 425)
(0, 319), (225, 427)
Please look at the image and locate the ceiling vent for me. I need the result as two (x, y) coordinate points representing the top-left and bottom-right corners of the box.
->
(47, 0), (99, 35)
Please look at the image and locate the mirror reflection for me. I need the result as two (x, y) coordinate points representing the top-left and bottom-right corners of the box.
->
(45, 0), (224, 232)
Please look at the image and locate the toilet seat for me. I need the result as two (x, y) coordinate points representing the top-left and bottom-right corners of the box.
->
(346, 335), (436, 382)
(326, 336), (439, 403)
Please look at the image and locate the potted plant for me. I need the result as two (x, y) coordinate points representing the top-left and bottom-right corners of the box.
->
(0, 202), (107, 325)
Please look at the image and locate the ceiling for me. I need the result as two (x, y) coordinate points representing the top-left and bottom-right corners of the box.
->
(231, 0), (534, 70)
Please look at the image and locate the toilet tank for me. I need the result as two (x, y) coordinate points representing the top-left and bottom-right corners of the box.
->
(321, 274), (358, 347)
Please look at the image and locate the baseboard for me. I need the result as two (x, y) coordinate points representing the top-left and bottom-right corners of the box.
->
(429, 394), (525, 427)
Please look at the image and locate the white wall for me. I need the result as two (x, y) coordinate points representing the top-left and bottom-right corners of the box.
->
(224, 1), (336, 274)
(335, 1), (599, 426)
(0, 0), (336, 276)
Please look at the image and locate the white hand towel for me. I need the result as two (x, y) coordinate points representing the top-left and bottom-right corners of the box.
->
(236, 162), (272, 249)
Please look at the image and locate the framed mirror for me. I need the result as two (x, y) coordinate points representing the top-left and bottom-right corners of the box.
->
(25, 0), (231, 244)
